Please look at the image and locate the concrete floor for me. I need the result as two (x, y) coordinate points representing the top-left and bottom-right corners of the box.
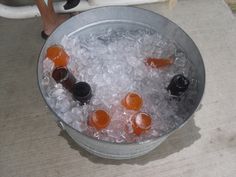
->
(0, 0), (236, 177)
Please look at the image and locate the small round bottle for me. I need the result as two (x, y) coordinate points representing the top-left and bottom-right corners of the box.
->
(167, 74), (190, 96)
(88, 109), (111, 130)
(130, 112), (152, 136)
(72, 82), (92, 105)
(121, 92), (143, 111)
(46, 44), (69, 67)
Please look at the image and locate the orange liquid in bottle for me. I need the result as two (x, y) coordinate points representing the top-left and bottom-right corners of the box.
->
(46, 44), (69, 67)
(131, 112), (152, 136)
(145, 57), (173, 68)
(88, 110), (111, 130)
(121, 92), (143, 111)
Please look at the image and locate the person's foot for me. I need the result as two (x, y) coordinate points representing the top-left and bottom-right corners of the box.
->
(42, 13), (71, 38)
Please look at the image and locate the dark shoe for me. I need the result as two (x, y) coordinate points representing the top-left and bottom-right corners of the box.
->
(64, 0), (80, 10)
(41, 31), (49, 40)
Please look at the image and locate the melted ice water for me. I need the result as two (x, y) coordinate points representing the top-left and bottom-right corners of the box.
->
(41, 28), (198, 143)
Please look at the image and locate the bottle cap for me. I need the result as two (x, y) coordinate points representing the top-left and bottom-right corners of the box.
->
(73, 82), (92, 105)
(167, 74), (190, 96)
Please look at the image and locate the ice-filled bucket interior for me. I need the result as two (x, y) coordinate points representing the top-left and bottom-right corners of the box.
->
(38, 7), (205, 144)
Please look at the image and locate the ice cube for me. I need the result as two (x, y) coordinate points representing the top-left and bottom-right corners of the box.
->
(43, 58), (54, 73)
(63, 111), (74, 124)
(150, 129), (159, 137)
(71, 107), (87, 122)
(41, 74), (50, 86)
(126, 56), (142, 67)
(46, 97), (56, 108)
(175, 55), (187, 68)
(55, 97), (71, 113)
(71, 107), (82, 116)
(51, 88), (65, 98)
(126, 121), (133, 134)
(72, 121), (87, 132)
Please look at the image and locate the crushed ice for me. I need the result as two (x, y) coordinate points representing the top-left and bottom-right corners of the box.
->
(41, 28), (198, 143)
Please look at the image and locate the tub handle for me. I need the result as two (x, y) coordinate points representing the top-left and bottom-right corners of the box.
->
(57, 121), (66, 130)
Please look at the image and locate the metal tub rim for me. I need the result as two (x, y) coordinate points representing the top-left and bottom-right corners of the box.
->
(37, 6), (205, 146)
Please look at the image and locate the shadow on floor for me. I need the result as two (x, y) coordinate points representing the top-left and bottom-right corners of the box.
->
(59, 116), (201, 165)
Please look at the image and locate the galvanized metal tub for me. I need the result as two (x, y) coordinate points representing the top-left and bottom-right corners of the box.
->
(37, 6), (205, 159)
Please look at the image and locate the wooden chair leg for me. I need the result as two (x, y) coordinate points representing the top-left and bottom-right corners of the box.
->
(168, 0), (177, 10)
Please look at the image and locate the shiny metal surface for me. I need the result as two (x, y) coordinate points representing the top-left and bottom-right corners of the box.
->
(37, 6), (205, 159)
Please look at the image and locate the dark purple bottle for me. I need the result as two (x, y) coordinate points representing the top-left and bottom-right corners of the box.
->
(167, 74), (190, 96)
(52, 67), (76, 92)
(73, 82), (92, 105)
